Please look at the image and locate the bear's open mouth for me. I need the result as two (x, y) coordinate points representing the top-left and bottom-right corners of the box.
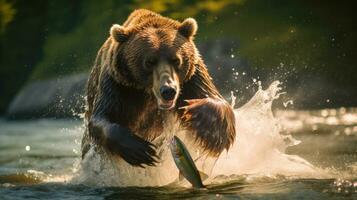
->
(158, 99), (175, 110)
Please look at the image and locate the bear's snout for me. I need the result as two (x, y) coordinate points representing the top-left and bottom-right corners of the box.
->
(160, 86), (176, 101)
(152, 62), (180, 110)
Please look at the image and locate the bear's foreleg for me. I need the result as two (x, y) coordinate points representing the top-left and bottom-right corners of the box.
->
(88, 73), (157, 167)
(178, 63), (236, 156)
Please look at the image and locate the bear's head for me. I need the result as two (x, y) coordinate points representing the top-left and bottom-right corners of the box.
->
(109, 17), (199, 110)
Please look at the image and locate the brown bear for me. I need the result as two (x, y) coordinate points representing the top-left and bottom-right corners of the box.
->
(82, 9), (236, 167)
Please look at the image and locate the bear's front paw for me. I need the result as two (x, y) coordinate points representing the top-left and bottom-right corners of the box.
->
(180, 98), (236, 156)
(104, 124), (158, 167)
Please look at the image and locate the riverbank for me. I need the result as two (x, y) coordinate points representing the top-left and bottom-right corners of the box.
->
(6, 73), (87, 119)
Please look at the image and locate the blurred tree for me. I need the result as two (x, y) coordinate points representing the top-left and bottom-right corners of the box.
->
(0, 0), (48, 113)
(132, 0), (245, 19)
(0, 0), (15, 33)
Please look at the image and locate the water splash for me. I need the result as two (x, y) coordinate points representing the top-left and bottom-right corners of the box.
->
(211, 81), (323, 180)
(72, 114), (181, 187)
(73, 81), (326, 187)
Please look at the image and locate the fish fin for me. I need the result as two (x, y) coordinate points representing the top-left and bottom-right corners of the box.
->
(193, 156), (202, 163)
(199, 171), (209, 181)
(178, 172), (185, 182)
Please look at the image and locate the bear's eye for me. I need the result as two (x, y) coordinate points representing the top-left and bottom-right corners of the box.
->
(170, 57), (181, 67)
(144, 57), (158, 70)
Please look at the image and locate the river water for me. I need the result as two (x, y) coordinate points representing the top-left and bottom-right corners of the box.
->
(0, 82), (356, 199)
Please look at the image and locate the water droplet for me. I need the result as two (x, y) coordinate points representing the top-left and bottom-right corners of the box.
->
(344, 128), (352, 136)
(312, 125), (318, 131)
(321, 109), (328, 117)
(283, 100), (294, 108)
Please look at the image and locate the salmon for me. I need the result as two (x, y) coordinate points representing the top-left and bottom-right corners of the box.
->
(170, 136), (206, 188)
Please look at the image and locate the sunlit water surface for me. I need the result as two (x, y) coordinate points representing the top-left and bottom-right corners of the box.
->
(0, 82), (356, 199)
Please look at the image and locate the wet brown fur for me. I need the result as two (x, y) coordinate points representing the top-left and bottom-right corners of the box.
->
(82, 9), (236, 162)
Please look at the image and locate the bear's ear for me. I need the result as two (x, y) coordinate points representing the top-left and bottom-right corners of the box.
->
(178, 18), (197, 39)
(110, 24), (129, 43)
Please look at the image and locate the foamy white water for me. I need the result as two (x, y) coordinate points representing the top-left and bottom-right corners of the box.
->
(73, 81), (326, 187)
(211, 81), (322, 178)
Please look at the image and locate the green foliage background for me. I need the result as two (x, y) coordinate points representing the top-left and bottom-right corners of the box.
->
(0, 0), (356, 113)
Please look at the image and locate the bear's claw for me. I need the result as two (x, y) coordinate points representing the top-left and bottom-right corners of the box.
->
(104, 124), (158, 167)
(181, 98), (236, 156)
